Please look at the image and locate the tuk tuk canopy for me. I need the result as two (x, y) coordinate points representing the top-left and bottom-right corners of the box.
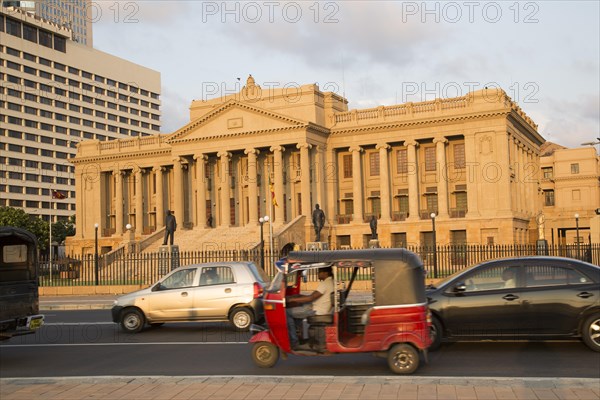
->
(287, 249), (426, 306)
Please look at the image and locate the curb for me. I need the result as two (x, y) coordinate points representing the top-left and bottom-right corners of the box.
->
(2, 375), (599, 388)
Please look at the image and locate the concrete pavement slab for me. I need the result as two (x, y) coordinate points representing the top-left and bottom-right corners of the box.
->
(1, 377), (598, 400)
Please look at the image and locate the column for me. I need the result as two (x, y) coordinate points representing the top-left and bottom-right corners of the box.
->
(114, 169), (123, 235)
(434, 137), (449, 218)
(464, 135), (479, 217)
(315, 145), (326, 215)
(270, 145), (285, 224)
(194, 154), (207, 228)
(518, 143), (525, 213)
(135, 167), (143, 234)
(245, 148), (259, 225)
(376, 143), (391, 222)
(75, 170), (84, 238)
(153, 166), (165, 229)
(218, 151), (231, 227)
(325, 148), (337, 225)
(172, 158), (184, 226)
(405, 140), (419, 221)
(526, 149), (535, 217)
(297, 143), (312, 217)
(349, 145), (364, 223)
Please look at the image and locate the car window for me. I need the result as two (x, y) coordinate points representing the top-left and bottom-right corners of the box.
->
(526, 265), (590, 287)
(199, 266), (235, 286)
(161, 269), (196, 289)
(461, 264), (520, 292)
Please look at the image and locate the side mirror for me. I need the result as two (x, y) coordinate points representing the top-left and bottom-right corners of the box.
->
(301, 270), (307, 283)
(152, 283), (164, 292)
(454, 282), (467, 292)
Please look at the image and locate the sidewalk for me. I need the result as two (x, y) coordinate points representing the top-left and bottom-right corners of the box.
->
(40, 295), (117, 310)
(1, 376), (598, 400)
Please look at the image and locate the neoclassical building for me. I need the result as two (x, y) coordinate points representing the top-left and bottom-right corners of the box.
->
(67, 76), (547, 255)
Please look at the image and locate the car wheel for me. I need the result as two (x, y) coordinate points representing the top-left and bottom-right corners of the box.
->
(387, 343), (419, 374)
(252, 341), (279, 368)
(429, 316), (443, 351)
(120, 308), (145, 333)
(230, 307), (254, 331)
(582, 314), (600, 352)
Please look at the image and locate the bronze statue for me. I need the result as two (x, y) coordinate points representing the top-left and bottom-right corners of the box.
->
(163, 210), (177, 245)
(312, 204), (326, 242)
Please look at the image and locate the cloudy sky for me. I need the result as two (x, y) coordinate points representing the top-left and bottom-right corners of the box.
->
(92, 1), (599, 149)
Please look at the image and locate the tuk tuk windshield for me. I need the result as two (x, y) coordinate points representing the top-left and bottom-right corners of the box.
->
(266, 271), (285, 293)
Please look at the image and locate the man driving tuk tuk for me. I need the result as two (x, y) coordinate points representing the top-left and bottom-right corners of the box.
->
(285, 266), (334, 350)
(250, 248), (432, 374)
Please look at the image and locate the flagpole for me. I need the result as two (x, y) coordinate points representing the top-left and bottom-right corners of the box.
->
(49, 191), (53, 284)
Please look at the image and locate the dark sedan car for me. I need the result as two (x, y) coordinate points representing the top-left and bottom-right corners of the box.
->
(427, 256), (600, 351)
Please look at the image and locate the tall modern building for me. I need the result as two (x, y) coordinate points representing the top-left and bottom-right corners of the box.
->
(0, 6), (161, 224)
(3, 0), (92, 45)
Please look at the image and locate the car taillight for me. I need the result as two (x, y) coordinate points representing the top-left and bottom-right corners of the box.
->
(253, 282), (264, 298)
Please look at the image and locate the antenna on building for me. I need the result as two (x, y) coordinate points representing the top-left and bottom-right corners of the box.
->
(341, 52), (346, 100)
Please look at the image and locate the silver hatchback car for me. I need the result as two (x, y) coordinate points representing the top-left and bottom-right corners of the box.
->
(111, 262), (267, 332)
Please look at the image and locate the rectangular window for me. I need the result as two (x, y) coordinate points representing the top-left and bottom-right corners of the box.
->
(570, 163), (579, 174)
(542, 167), (553, 179)
(396, 149), (408, 173)
(23, 24), (37, 43)
(39, 30), (52, 47)
(424, 147), (436, 171)
(453, 143), (465, 169)
(343, 154), (352, 178)
(6, 18), (22, 37)
(369, 152), (380, 176)
(544, 190), (555, 206)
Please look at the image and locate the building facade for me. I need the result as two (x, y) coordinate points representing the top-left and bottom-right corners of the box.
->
(539, 146), (600, 245)
(3, 0), (93, 46)
(0, 6), (161, 223)
(68, 76), (551, 255)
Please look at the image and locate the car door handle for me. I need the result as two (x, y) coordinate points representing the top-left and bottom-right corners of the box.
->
(502, 294), (519, 301)
(224, 288), (232, 293)
(181, 292), (188, 297)
(577, 292), (594, 299)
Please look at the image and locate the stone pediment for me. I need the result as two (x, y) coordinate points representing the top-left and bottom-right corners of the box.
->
(167, 100), (308, 143)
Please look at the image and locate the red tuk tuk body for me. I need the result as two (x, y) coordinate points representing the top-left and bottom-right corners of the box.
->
(250, 249), (431, 374)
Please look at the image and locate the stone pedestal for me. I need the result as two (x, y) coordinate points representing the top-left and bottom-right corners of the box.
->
(306, 242), (329, 251)
(536, 239), (548, 255)
(369, 239), (380, 249)
(159, 245), (180, 275)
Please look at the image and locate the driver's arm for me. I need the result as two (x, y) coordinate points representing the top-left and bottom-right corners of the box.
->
(287, 290), (323, 305)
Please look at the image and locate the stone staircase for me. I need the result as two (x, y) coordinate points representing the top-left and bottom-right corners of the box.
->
(141, 216), (308, 254)
(142, 224), (264, 253)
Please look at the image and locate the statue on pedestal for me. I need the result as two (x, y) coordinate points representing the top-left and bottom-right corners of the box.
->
(312, 204), (326, 242)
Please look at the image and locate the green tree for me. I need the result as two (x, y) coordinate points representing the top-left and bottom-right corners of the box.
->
(0, 206), (50, 250)
(52, 215), (76, 245)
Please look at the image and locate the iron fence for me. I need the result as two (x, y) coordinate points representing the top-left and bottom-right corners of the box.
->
(39, 243), (599, 287)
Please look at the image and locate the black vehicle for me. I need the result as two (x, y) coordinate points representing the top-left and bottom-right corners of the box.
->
(0, 227), (45, 340)
(427, 256), (600, 351)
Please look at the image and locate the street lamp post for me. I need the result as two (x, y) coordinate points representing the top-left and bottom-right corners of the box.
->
(575, 213), (580, 260)
(430, 212), (438, 278)
(94, 223), (99, 286)
(259, 215), (269, 272)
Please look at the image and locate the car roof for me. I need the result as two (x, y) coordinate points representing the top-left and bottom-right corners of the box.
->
(476, 256), (598, 268)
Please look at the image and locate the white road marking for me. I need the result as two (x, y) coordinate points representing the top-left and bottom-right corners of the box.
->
(0, 342), (247, 347)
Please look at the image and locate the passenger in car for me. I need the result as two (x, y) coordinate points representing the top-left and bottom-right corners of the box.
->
(502, 268), (517, 288)
(201, 268), (220, 285)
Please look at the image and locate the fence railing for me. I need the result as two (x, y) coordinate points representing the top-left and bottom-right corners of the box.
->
(39, 243), (599, 287)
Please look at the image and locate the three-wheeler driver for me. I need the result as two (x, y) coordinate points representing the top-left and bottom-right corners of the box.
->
(249, 248), (431, 374)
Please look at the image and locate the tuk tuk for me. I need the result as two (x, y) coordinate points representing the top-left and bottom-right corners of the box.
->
(249, 248), (431, 374)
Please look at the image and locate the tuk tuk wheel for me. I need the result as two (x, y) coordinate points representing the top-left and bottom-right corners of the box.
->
(252, 342), (279, 368)
(429, 316), (443, 351)
(387, 343), (419, 374)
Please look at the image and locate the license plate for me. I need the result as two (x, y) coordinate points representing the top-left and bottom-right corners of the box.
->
(28, 317), (43, 330)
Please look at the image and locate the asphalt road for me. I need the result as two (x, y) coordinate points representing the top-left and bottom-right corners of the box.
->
(1, 310), (599, 378)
